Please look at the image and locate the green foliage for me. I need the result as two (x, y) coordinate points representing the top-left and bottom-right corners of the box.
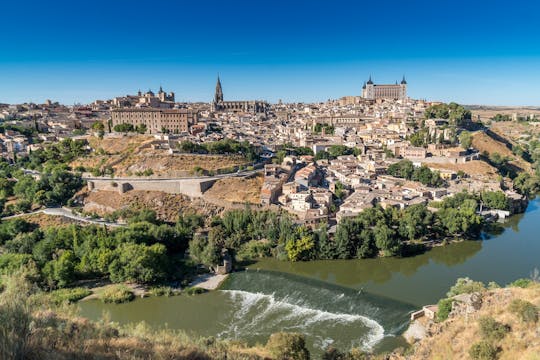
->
(266, 332), (310, 360)
(387, 160), (443, 186)
(184, 286), (207, 295)
(507, 278), (532, 288)
(481, 191), (509, 210)
(42, 250), (77, 288)
(108, 243), (168, 284)
(491, 114), (511, 122)
(447, 277), (486, 297)
(91, 121), (105, 131)
(13, 167), (83, 207)
(149, 286), (177, 297)
(469, 341), (498, 360)
(459, 130), (473, 149)
(113, 123), (134, 133)
(436, 298), (454, 322)
(285, 230), (316, 261)
(425, 102), (472, 127)
(18, 138), (89, 170)
(313, 123), (334, 135)
(49, 287), (92, 304)
(508, 299), (538, 323)
(0, 254), (34, 275)
(0, 269), (36, 360)
(178, 139), (259, 161)
(100, 284), (135, 304)
(478, 316), (509, 341)
(408, 128), (428, 147)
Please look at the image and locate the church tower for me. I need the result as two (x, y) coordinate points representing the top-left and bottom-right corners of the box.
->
(214, 76), (223, 103)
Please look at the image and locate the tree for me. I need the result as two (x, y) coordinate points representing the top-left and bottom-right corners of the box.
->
(373, 221), (400, 256)
(42, 250), (77, 288)
(108, 243), (168, 284)
(285, 228), (315, 261)
(459, 130), (473, 149)
(113, 123), (134, 133)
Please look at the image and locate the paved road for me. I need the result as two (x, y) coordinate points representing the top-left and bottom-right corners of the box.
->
(1, 207), (124, 227)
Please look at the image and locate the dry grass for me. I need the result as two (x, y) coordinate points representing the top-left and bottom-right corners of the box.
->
(472, 131), (532, 173)
(19, 213), (78, 228)
(73, 134), (249, 178)
(403, 284), (540, 360)
(82, 190), (224, 222)
(425, 160), (498, 177)
(204, 174), (264, 204)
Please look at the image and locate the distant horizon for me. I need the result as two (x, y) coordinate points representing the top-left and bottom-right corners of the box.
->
(1, 0), (540, 106)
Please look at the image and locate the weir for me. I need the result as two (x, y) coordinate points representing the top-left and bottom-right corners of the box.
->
(219, 270), (415, 350)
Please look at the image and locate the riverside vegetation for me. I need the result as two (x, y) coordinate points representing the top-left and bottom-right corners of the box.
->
(2, 267), (538, 360)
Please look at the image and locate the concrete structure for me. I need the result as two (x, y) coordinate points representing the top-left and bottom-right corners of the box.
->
(362, 76), (407, 100)
(86, 177), (218, 198)
(111, 108), (198, 134)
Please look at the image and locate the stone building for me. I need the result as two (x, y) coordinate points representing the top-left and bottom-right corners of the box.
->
(211, 76), (268, 113)
(111, 108), (198, 134)
(112, 87), (175, 108)
(362, 76), (407, 100)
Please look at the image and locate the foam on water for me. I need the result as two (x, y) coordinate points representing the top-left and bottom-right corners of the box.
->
(220, 289), (385, 350)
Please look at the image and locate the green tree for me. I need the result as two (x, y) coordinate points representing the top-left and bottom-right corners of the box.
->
(459, 130), (473, 149)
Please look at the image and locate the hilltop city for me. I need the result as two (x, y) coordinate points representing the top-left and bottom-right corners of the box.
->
(2, 74), (540, 359)
(0, 76), (534, 227)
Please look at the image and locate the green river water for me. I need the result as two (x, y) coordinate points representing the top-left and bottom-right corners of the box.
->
(78, 198), (540, 355)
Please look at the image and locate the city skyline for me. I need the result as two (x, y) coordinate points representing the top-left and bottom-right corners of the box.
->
(1, 0), (540, 105)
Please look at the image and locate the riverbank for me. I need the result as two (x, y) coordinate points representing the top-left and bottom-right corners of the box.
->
(189, 273), (228, 290)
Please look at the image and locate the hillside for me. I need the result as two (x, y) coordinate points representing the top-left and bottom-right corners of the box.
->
(399, 282), (540, 360)
(82, 190), (224, 222)
(72, 135), (249, 177)
(204, 173), (263, 205)
(472, 131), (532, 173)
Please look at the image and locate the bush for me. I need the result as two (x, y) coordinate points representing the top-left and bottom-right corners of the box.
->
(509, 299), (538, 323)
(149, 286), (176, 297)
(446, 277), (485, 297)
(184, 286), (206, 296)
(266, 332), (310, 360)
(469, 341), (498, 360)
(50, 287), (92, 304)
(436, 298), (454, 322)
(508, 278), (532, 288)
(478, 316), (509, 341)
(100, 285), (135, 304)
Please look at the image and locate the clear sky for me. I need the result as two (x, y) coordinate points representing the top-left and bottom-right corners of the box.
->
(1, 0), (540, 105)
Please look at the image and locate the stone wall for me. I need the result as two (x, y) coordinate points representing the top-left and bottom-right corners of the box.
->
(87, 178), (218, 198)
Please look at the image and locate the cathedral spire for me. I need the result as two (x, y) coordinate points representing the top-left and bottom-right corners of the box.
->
(401, 75), (407, 85)
(214, 75), (223, 103)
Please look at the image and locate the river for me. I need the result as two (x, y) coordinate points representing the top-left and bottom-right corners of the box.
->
(78, 198), (540, 355)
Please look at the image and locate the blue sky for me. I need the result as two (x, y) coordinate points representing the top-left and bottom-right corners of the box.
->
(1, 0), (540, 105)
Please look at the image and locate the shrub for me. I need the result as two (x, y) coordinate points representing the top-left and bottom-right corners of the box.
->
(266, 332), (310, 360)
(436, 298), (454, 322)
(100, 285), (135, 304)
(508, 278), (532, 288)
(478, 316), (509, 341)
(149, 286), (176, 297)
(469, 341), (498, 360)
(447, 277), (485, 297)
(50, 287), (92, 304)
(509, 299), (538, 323)
(184, 286), (206, 296)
